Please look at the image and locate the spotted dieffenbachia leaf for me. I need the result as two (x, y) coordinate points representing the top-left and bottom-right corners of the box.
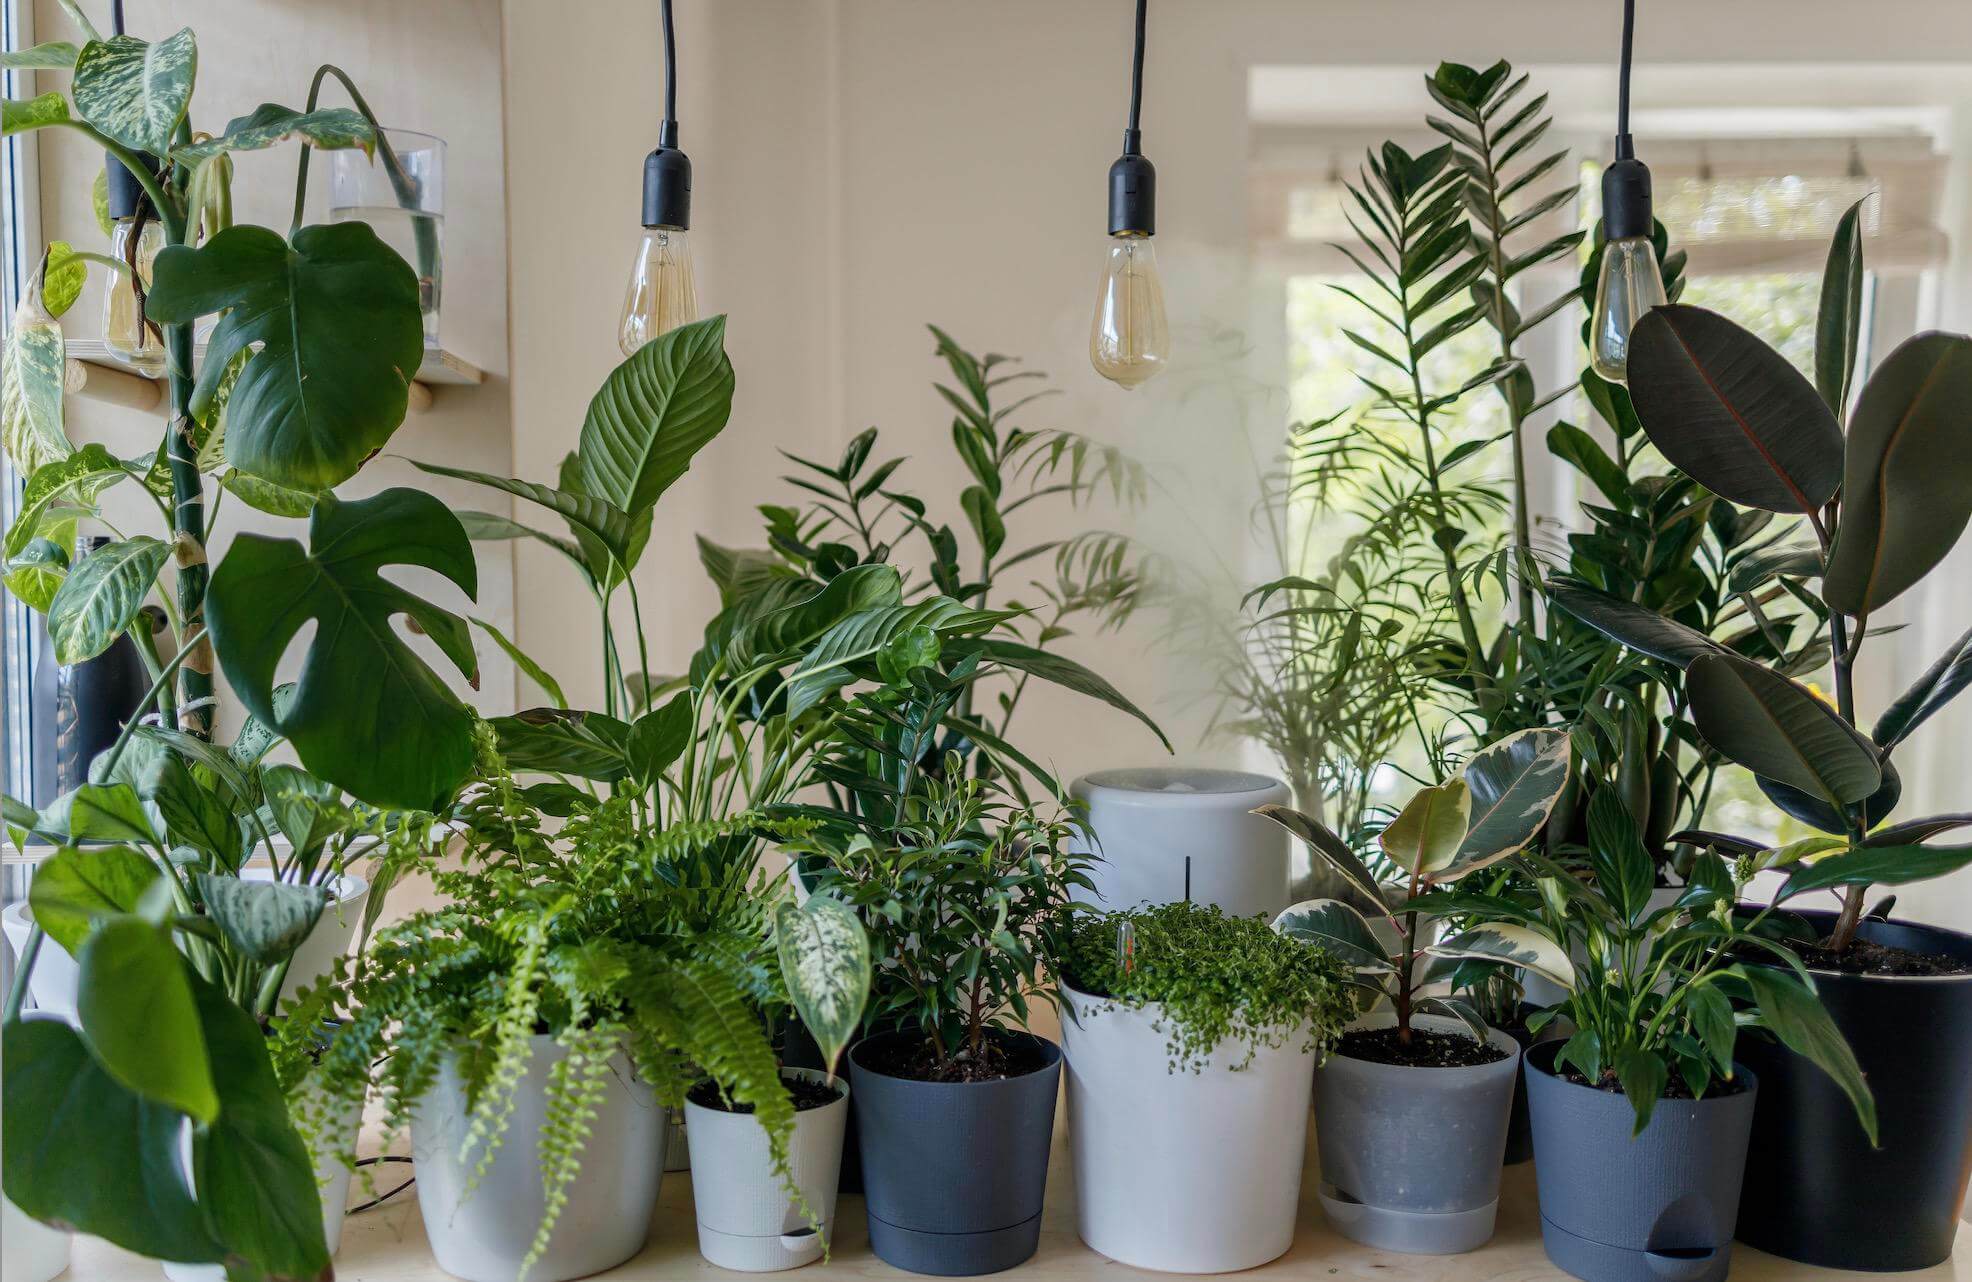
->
(1, 275), (68, 475)
(72, 29), (197, 153)
(775, 894), (870, 1078)
(172, 103), (375, 162)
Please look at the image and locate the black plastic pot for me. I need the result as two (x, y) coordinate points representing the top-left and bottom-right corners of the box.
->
(849, 1029), (1060, 1276)
(1734, 910), (1972, 1271)
(1501, 1001), (1542, 1166)
(1524, 1040), (1757, 1282)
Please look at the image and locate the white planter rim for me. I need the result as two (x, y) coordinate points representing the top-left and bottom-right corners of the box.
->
(1075, 766), (1284, 804)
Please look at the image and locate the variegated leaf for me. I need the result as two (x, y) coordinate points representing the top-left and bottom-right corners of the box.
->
(43, 243), (87, 318)
(1428, 923), (1575, 990)
(48, 536), (167, 665)
(72, 29), (197, 153)
(1415, 994), (1489, 1044)
(775, 894), (870, 1077)
(1, 278), (69, 475)
(1, 41), (79, 70)
(1253, 804), (1391, 912)
(4, 534), (69, 613)
(1382, 779), (1471, 879)
(3, 91), (70, 133)
(173, 103), (374, 162)
(1443, 727), (1571, 880)
(1272, 897), (1394, 973)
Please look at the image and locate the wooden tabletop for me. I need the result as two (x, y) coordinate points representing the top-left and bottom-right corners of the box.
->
(67, 1114), (1970, 1282)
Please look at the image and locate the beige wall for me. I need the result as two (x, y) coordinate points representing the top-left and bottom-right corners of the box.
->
(24, 0), (518, 737)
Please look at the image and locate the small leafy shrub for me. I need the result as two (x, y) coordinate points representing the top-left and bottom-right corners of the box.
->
(1060, 901), (1355, 1072)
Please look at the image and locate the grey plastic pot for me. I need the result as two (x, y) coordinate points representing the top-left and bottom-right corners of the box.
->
(1312, 1013), (1520, 1254)
(410, 1035), (667, 1282)
(1525, 1041), (1757, 1282)
(848, 1029), (1060, 1276)
(684, 1068), (848, 1271)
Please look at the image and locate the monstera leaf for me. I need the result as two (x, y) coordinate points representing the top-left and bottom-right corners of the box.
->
(146, 223), (423, 490)
(1823, 333), (1972, 616)
(71, 29), (196, 153)
(1627, 305), (1844, 513)
(172, 102), (374, 161)
(775, 895), (871, 1078)
(577, 315), (736, 516)
(205, 489), (478, 810)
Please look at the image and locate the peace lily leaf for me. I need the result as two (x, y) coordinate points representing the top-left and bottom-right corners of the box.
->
(411, 458), (639, 571)
(577, 313), (735, 517)
(1686, 651), (1882, 806)
(146, 222), (423, 490)
(193, 873), (329, 966)
(1272, 897), (1394, 973)
(27, 844), (161, 953)
(48, 535), (167, 664)
(1823, 333), (1972, 616)
(1874, 624), (1972, 751)
(2, 273), (69, 475)
(1616, 1047), (1670, 1137)
(205, 488), (479, 811)
(471, 615), (566, 708)
(461, 510), (587, 576)
(72, 29), (197, 153)
(698, 534), (797, 605)
(1735, 964), (1876, 1145)
(1448, 727), (1570, 878)
(1381, 779), (1470, 879)
(4, 535), (68, 611)
(1586, 789), (1656, 924)
(1, 41), (79, 69)
(1816, 197), (1868, 413)
(1777, 844), (1972, 902)
(173, 102), (374, 161)
(775, 894), (871, 1077)
(626, 694), (693, 791)
(187, 974), (332, 1278)
(3, 90), (71, 133)
(1, 1019), (224, 1263)
(783, 599), (1019, 717)
(1253, 804), (1390, 912)
(725, 564), (905, 668)
(77, 917), (218, 1122)
(1428, 923), (1574, 990)
(950, 636), (1171, 751)
(1627, 305), (1844, 513)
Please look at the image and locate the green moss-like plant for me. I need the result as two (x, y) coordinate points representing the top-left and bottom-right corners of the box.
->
(1060, 902), (1355, 1072)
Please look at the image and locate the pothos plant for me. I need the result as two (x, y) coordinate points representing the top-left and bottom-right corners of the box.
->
(1261, 729), (1575, 1043)
(1556, 208), (1972, 955)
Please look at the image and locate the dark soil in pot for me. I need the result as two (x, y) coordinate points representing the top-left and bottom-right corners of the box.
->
(686, 1075), (844, 1113)
(850, 1027), (1061, 1276)
(1338, 1025), (1510, 1068)
(1734, 909), (1972, 1272)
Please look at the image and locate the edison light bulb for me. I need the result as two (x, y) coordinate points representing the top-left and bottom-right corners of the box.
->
(618, 227), (697, 357)
(102, 213), (166, 377)
(1589, 235), (1666, 383)
(1090, 234), (1168, 390)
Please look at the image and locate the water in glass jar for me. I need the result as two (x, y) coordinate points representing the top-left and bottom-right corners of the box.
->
(331, 205), (444, 347)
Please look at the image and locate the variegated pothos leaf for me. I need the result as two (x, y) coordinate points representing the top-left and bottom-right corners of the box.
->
(71, 29), (197, 153)
(173, 103), (374, 162)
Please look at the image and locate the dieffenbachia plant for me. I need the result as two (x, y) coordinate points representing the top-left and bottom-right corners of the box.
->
(1550, 201), (1972, 953)
(1261, 728), (1575, 1044)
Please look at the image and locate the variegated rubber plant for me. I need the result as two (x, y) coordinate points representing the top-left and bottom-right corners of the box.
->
(1262, 728), (1575, 1045)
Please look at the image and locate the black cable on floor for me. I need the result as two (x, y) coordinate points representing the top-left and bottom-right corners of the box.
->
(348, 1155), (415, 1214)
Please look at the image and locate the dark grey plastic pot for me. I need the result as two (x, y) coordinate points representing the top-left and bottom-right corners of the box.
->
(1500, 1001), (1544, 1166)
(1313, 1014), (1521, 1253)
(848, 1029), (1060, 1276)
(1525, 1041), (1756, 1282)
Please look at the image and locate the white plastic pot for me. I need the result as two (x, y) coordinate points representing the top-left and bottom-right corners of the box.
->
(684, 1068), (848, 1271)
(1069, 768), (1293, 920)
(3, 1196), (71, 1282)
(1061, 985), (1315, 1273)
(2, 872), (367, 1021)
(410, 1035), (666, 1282)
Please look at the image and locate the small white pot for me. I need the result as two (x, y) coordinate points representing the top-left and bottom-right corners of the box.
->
(684, 1068), (848, 1271)
(162, 1086), (362, 1282)
(410, 1035), (666, 1282)
(3, 1196), (71, 1282)
(1061, 985), (1315, 1273)
(1, 872), (367, 1022)
(1068, 768), (1293, 920)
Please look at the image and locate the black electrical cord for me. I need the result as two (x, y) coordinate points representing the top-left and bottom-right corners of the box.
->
(111, 0), (125, 35)
(1106, 0), (1155, 235)
(1616, 0), (1636, 156)
(347, 1155), (415, 1215)
(1123, 0), (1147, 153)
(660, 0), (678, 146)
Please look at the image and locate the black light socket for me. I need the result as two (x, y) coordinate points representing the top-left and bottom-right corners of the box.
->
(104, 151), (158, 220)
(641, 122), (692, 231)
(1108, 142), (1156, 238)
(1601, 143), (1652, 242)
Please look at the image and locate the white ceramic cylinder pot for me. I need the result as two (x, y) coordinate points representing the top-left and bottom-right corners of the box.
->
(1069, 768), (1292, 920)
(3, 1196), (71, 1282)
(684, 1068), (848, 1271)
(410, 1035), (666, 1282)
(1061, 985), (1315, 1273)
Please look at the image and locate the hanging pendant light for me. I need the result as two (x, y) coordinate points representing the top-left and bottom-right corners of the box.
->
(1589, 0), (1665, 383)
(1089, 0), (1169, 390)
(618, 0), (699, 356)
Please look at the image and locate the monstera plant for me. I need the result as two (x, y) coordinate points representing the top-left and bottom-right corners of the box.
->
(3, 9), (473, 1277)
(1552, 201), (1972, 954)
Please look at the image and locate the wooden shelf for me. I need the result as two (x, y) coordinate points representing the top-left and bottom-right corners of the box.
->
(64, 1114), (1966, 1282)
(62, 341), (484, 415)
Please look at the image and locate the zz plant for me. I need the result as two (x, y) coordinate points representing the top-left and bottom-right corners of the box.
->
(1261, 729), (1574, 1043)
(1557, 203), (1972, 953)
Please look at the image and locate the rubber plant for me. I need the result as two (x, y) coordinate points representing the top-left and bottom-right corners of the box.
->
(1556, 200), (1972, 954)
(1261, 728), (1575, 1043)
(3, 9), (474, 1276)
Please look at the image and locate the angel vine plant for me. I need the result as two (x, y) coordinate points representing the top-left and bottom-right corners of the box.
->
(1261, 729), (1574, 1043)
(1556, 204), (1972, 954)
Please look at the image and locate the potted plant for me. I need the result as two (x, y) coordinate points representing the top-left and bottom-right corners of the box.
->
(799, 765), (1084, 1277)
(1257, 727), (1572, 1254)
(1054, 899), (1353, 1274)
(1558, 204), (1972, 1270)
